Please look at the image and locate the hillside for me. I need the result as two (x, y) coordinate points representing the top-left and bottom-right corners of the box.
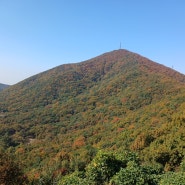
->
(0, 83), (9, 91)
(1, 49), (185, 183)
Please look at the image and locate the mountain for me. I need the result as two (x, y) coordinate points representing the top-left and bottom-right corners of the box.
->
(1, 49), (185, 181)
(0, 83), (9, 91)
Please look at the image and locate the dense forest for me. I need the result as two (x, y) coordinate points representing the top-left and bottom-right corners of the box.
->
(0, 49), (185, 184)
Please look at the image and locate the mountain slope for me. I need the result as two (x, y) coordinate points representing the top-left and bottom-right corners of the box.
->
(0, 49), (185, 176)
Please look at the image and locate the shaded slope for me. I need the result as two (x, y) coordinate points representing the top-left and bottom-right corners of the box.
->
(0, 49), (185, 173)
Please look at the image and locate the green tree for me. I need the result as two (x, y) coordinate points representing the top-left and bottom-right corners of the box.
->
(85, 151), (126, 185)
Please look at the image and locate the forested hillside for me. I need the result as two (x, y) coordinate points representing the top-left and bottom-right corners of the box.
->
(0, 49), (185, 184)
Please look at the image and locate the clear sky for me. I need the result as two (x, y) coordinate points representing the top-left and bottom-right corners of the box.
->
(0, 0), (185, 85)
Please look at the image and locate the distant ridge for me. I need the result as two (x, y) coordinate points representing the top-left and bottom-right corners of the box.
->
(0, 83), (9, 91)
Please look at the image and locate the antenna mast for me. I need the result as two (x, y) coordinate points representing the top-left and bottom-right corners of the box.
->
(120, 42), (122, 49)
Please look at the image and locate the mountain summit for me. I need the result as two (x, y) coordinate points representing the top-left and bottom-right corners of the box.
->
(0, 49), (185, 177)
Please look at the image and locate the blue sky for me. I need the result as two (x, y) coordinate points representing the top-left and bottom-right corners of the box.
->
(0, 0), (185, 85)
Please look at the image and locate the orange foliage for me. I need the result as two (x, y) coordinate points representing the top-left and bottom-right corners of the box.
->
(73, 136), (85, 148)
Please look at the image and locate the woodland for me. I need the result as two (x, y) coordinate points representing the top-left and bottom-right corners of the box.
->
(0, 50), (185, 184)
